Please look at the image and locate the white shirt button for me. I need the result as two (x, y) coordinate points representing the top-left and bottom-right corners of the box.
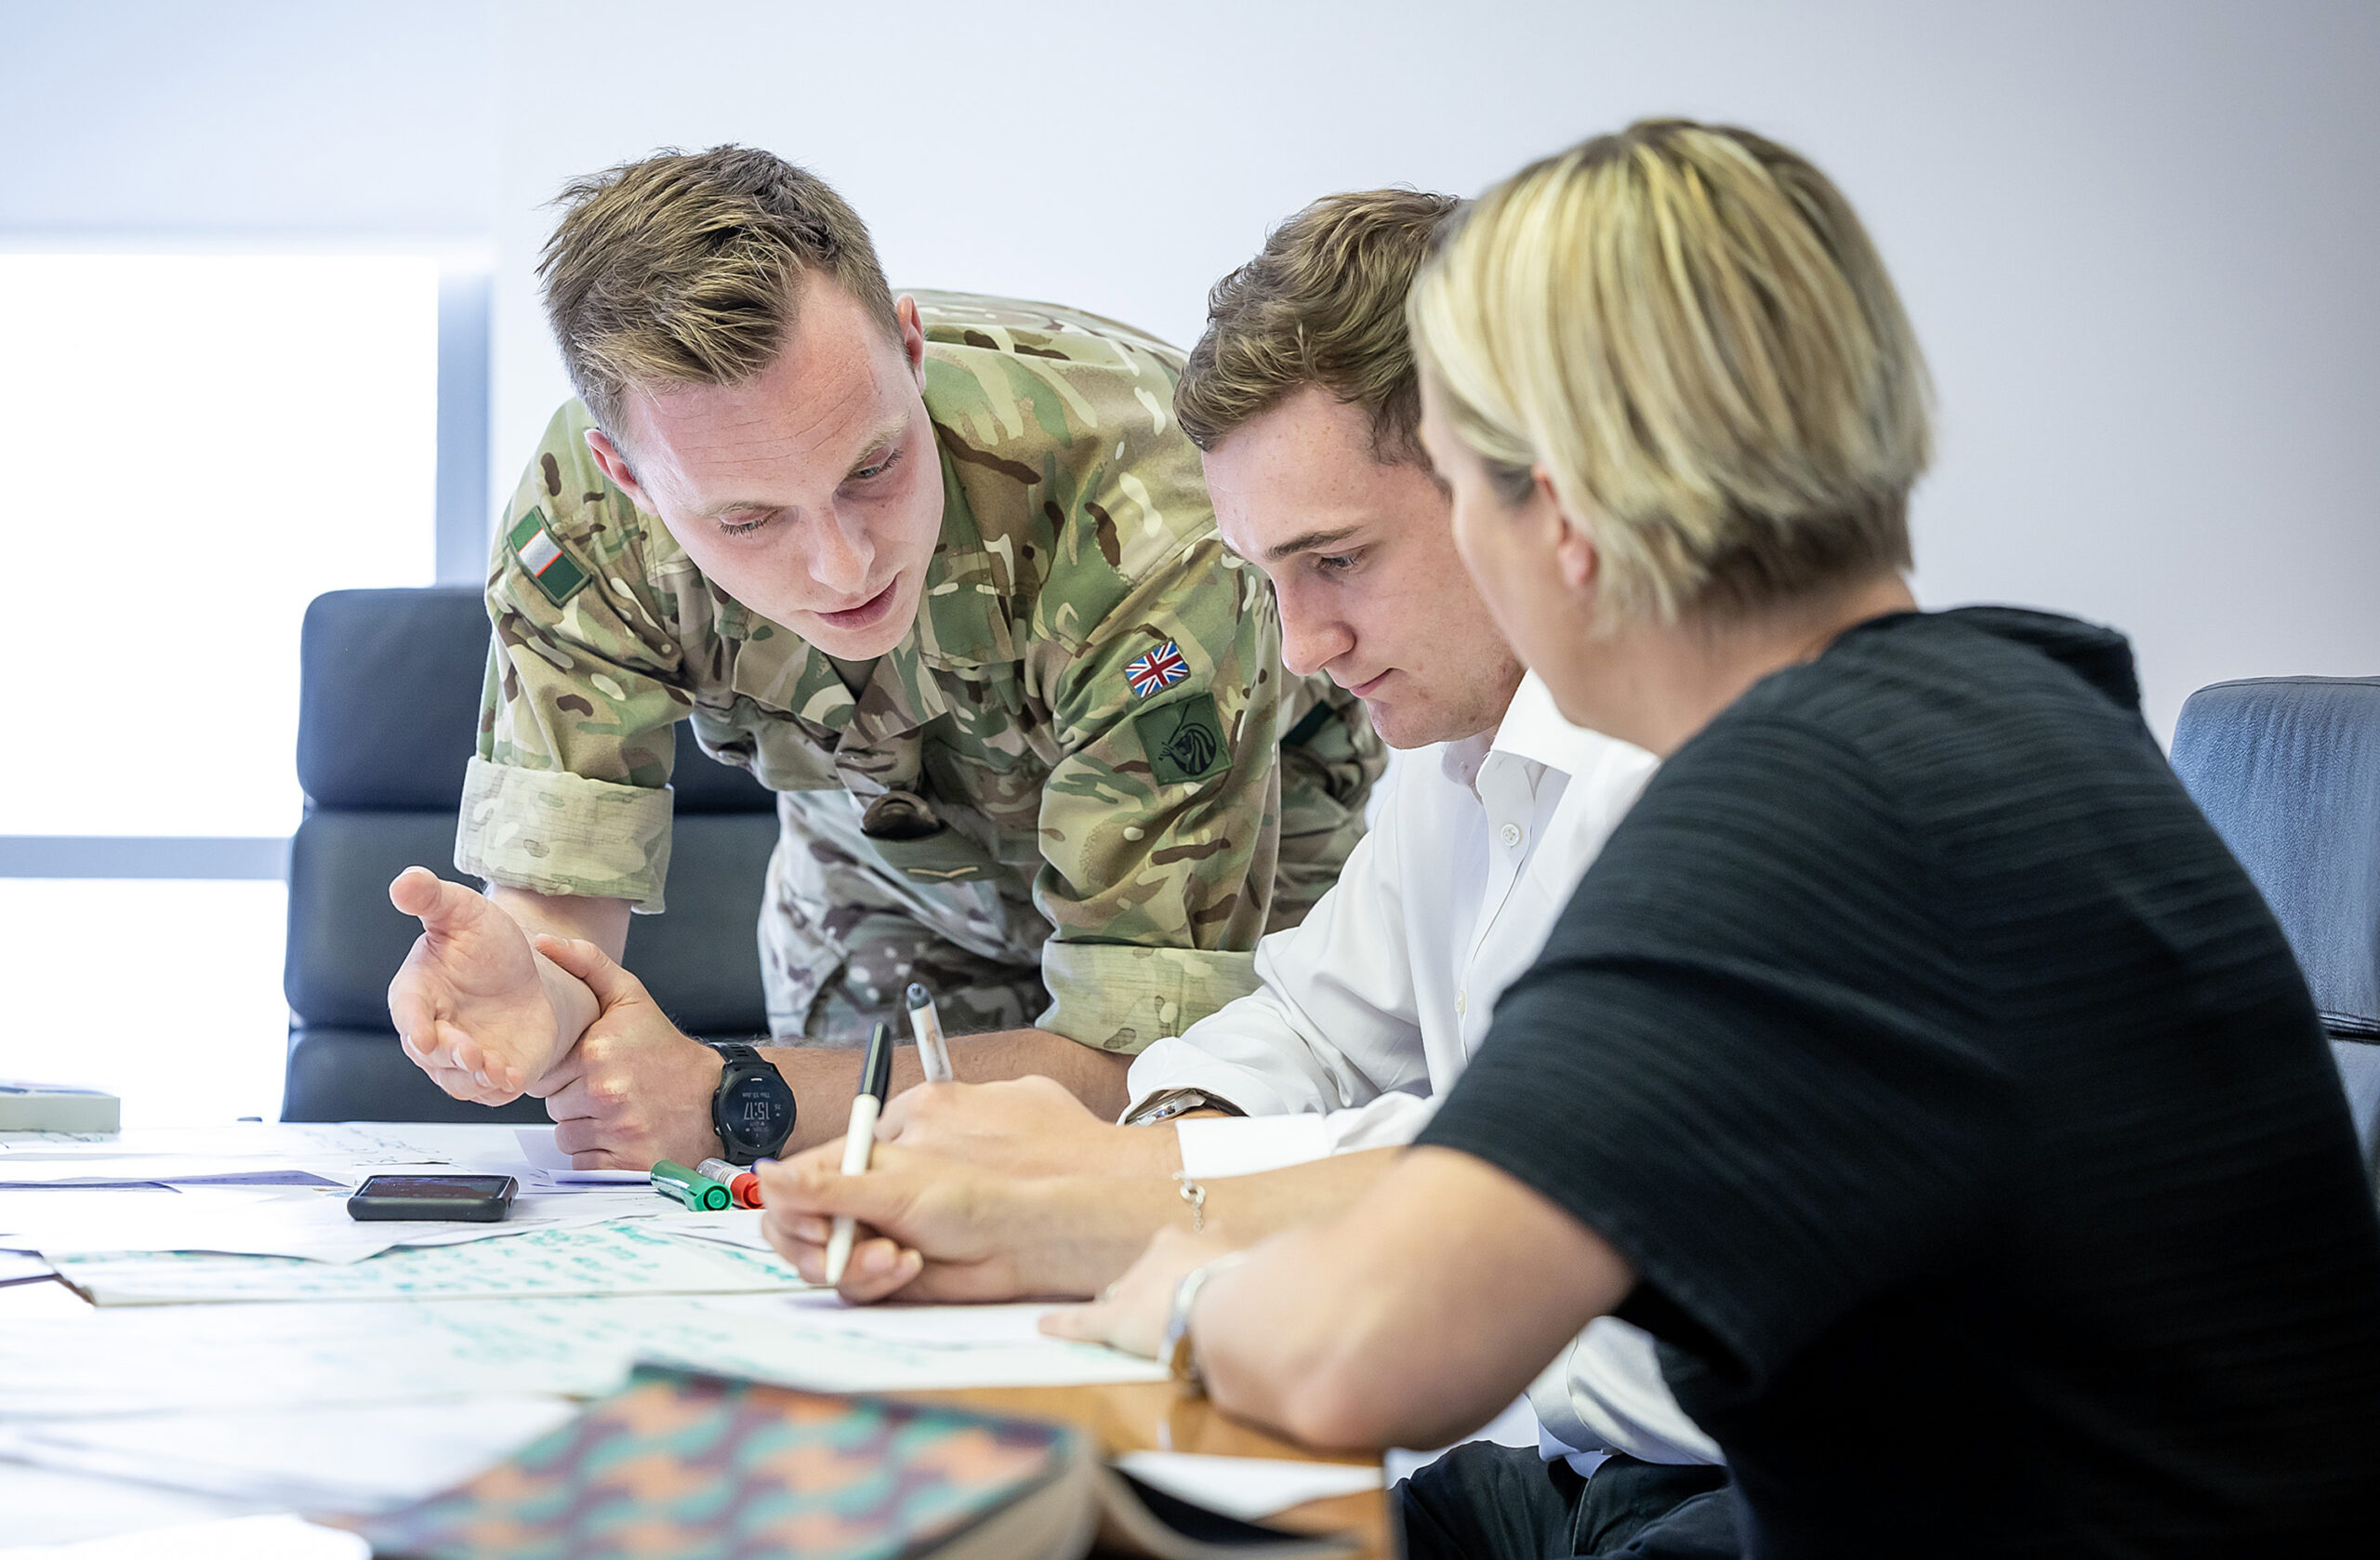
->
(1456, 988), (1468, 1016)
(1500, 823), (1523, 848)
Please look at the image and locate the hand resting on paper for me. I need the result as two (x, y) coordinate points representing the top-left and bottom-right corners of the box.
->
(1038, 1223), (1242, 1359)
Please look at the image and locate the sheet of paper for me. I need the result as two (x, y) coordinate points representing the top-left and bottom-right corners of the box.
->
(0, 1461), (274, 1553)
(1112, 1452), (1384, 1520)
(654, 1207), (773, 1250)
(509, 1127), (649, 1183)
(5, 1187), (668, 1264)
(0, 1289), (1163, 1424)
(0, 1295), (696, 1419)
(48, 1219), (810, 1304)
(0, 1123), (570, 1196)
(0, 1158), (340, 1188)
(0, 1123), (522, 1167)
(0, 1278), (90, 1322)
(634, 1292), (1172, 1393)
(0, 1124), (648, 1196)
(2, 1188), (264, 1245)
(0, 1396), (577, 1513)
(0, 1130), (291, 1160)
(1, 1249), (59, 1284)
(0, 1513), (367, 1560)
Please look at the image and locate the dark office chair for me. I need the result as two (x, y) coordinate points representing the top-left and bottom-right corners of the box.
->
(282, 587), (780, 1122)
(2171, 676), (2380, 1194)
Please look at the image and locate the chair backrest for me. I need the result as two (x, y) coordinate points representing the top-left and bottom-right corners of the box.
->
(2171, 677), (2380, 1183)
(283, 587), (779, 1122)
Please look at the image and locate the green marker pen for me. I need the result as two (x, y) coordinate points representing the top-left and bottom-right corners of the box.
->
(649, 1159), (731, 1211)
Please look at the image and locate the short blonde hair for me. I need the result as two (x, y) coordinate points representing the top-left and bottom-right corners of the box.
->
(1410, 119), (1932, 625)
(538, 146), (899, 440)
(1177, 189), (1461, 464)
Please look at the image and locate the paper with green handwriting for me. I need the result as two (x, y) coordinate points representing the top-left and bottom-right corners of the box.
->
(47, 1221), (807, 1305)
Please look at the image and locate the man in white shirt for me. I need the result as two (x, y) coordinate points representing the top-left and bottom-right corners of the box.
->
(727, 190), (1730, 1555)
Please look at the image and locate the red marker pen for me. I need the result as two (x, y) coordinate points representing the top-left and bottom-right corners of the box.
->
(694, 1157), (762, 1209)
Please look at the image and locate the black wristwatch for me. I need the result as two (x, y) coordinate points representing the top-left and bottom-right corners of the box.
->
(709, 1044), (797, 1164)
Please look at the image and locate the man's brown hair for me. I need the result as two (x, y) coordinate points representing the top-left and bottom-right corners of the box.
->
(537, 145), (900, 440)
(1176, 188), (1461, 464)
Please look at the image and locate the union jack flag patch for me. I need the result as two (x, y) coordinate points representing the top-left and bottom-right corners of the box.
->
(1125, 640), (1191, 697)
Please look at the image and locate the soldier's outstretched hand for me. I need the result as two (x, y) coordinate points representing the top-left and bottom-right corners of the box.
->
(387, 866), (560, 1104)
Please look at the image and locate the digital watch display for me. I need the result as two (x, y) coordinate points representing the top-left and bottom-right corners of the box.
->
(709, 1045), (797, 1164)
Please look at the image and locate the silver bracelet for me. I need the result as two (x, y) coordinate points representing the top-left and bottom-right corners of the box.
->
(1162, 1250), (1250, 1387)
(1171, 1170), (1207, 1234)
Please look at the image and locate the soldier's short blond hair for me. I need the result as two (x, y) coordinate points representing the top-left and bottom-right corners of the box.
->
(538, 145), (900, 441)
(1410, 119), (1933, 625)
(1177, 189), (1461, 465)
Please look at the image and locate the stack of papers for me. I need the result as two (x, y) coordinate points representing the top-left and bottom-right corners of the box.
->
(0, 1185), (667, 1264)
(0, 1157), (339, 1189)
(0, 1122), (623, 1192)
(0, 1250), (56, 1285)
(0, 1398), (579, 1514)
(0, 1513), (368, 1560)
(0, 1120), (1260, 1553)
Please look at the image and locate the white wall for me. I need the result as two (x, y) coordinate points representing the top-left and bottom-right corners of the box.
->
(6, 2), (2373, 745)
(492, 0), (2380, 741)
(0, 0), (495, 237)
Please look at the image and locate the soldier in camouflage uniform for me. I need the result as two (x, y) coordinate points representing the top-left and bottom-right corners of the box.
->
(471, 290), (1377, 1047)
(388, 147), (1379, 1165)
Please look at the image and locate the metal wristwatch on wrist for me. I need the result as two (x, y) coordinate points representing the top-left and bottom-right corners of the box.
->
(708, 1044), (797, 1164)
(1122, 1088), (1245, 1128)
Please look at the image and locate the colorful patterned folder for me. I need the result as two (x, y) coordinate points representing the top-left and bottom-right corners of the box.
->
(342, 1368), (1353, 1560)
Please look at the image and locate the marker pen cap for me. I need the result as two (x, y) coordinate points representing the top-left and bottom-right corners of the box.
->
(649, 1159), (731, 1211)
(695, 1157), (763, 1209)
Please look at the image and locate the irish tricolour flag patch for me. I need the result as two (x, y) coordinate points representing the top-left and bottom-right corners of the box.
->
(508, 508), (589, 607)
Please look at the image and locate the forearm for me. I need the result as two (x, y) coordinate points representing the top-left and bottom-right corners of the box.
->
(762, 1028), (1132, 1154)
(1192, 1148), (1636, 1451)
(1016, 1147), (1398, 1298)
(488, 886), (629, 1064)
(489, 883), (630, 956)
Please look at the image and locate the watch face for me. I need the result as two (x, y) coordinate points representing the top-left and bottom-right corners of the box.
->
(721, 1067), (795, 1156)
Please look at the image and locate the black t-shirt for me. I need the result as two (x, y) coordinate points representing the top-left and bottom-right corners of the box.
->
(1421, 609), (2380, 1558)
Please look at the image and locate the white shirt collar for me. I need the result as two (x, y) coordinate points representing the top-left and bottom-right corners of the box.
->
(1491, 671), (1624, 778)
(1437, 672), (1627, 792)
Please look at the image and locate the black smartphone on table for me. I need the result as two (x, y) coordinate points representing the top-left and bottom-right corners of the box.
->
(346, 1173), (518, 1223)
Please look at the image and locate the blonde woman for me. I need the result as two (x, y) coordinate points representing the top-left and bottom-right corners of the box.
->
(1048, 121), (2380, 1557)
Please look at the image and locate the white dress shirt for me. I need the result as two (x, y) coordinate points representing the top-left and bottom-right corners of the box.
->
(1126, 674), (1723, 1469)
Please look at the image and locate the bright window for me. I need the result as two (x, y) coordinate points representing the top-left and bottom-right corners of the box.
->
(0, 253), (443, 1124)
(0, 254), (439, 837)
(0, 881), (292, 1128)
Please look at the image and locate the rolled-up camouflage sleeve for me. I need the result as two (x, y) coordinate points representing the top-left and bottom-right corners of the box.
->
(454, 403), (693, 913)
(1033, 534), (1287, 1052)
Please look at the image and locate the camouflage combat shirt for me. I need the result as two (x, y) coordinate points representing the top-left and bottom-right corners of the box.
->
(457, 292), (1382, 1051)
